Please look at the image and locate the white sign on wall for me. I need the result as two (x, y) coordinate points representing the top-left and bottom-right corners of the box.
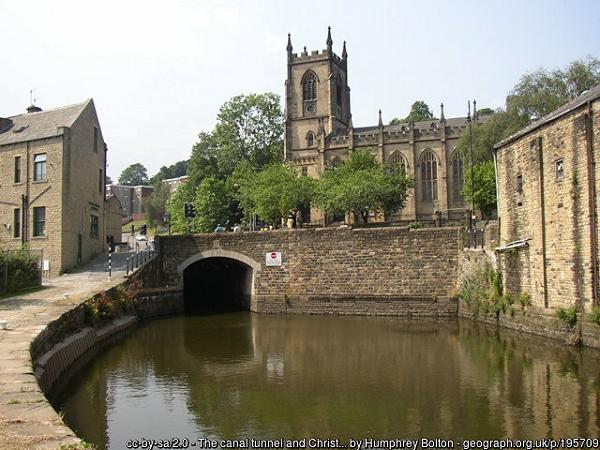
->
(266, 252), (282, 266)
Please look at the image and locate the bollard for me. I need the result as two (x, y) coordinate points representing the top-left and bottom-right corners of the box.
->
(126, 256), (129, 275)
(108, 247), (112, 280)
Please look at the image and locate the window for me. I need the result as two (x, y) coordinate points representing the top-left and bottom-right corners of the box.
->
(90, 214), (99, 238)
(33, 207), (45, 237)
(301, 166), (308, 177)
(336, 74), (343, 107)
(14, 156), (21, 183)
(99, 169), (103, 193)
(306, 131), (315, 147)
(14, 209), (20, 238)
(93, 127), (98, 153)
(387, 151), (408, 175)
(33, 153), (47, 181)
(302, 71), (317, 116)
(451, 151), (464, 202)
(517, 174), (523, 194)
(555, 159), (564, 180)
(420, 150), (438, 201)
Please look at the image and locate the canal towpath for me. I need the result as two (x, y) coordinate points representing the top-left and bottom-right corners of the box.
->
(0, 251), (133, 450)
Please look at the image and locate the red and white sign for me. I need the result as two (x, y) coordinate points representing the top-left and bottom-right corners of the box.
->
(266, 252), (282, 266)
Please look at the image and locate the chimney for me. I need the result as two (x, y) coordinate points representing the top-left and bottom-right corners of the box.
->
(27, 105), (42, 113)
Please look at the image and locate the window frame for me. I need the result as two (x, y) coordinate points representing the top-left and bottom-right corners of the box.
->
(420, 150), (438, 202)
(33, 206), (46, 237)
(33, 153), (47, 181)
(14, 208), (21, 238)
(516, 174), (523, 194)
(555, 159), (564, 181)
(451, 150), (464, 202)
(90, 214), (99, 239)
(14, 156), (21, 183)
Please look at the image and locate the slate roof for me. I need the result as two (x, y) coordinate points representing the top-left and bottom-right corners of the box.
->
(0, 99), (91, 146)
(353, 115), (486, 136)
(495, 83), (600, 149)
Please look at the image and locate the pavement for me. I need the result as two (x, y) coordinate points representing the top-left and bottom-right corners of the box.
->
(0, 251), (135, 450)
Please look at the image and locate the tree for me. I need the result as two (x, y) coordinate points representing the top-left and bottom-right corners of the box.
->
(314, 150), (413, 224)
(507, 56), (600, 121)
(165, 182), (194, 233)
(235, 164), (317, 226)
(143, 181), (171, 228)
(118, 163), (149, 186)
(458, 56), (600, 166)
(390, 100), (436, 125)
(105, 175), (113, 185)
(461, 161), (497, 219)
(150, 160), (188, 185)
(187, 132), (220, 189)
(193, 177), (237, 232)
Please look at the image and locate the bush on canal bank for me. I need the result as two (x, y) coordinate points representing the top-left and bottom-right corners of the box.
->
(83, 279), (141, 327)
(459, 263), (514, 318)
(0, 249), (40, 294)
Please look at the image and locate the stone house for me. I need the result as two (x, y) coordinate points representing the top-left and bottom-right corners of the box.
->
(0, 100), (107, 276)
(494, 84), (600, 314)
(106, 184), (153, 221)
(105, 194), (123, 245)
(284, 28), (485, 225)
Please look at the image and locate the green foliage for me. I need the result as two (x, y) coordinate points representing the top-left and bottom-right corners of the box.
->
(590, 307), (600, 326)
(235, 163), (317, 226)
(149, 160), (188, 185)
(194, 177), (237, 232)
(118, 163), (149, 186)
(189, 93), (284, 188)
(459, 264), (509, 318)
(166, 182), (194, 233)
(314, 150), (413, 224)
(143, 181), (171, 228)
(406, 221), (423, 230)
(462, 161), (497, 219)
(0, 250), (40, 292)
(390, 100), (436, 125)
(556, 306), (578, 329)
(519, 292), (531, 314)
(83, 281), (139, 328)
(458, 57), (600, 166)
(507, 56), (600, 121)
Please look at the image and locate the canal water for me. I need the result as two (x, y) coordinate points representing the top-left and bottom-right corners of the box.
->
(53, 313), (600, 449)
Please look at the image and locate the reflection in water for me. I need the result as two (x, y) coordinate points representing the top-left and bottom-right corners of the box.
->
(54, 314), (600, 450)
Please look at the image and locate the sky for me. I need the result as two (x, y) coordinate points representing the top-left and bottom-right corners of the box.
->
(1, 0), (600, 180)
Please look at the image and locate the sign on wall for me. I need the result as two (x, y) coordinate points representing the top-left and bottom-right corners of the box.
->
(266, 252), (282, 266)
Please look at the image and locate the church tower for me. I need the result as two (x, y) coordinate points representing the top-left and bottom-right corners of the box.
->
(284, 27), (351, 164)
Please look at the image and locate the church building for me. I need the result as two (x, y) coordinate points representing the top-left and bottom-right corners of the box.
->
(284, 28), (480, 225)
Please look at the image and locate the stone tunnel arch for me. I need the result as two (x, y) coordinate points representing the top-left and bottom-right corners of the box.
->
(177, 249), (261, 313)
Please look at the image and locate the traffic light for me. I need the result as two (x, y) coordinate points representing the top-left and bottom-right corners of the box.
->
(140, 224), (147, 235)
(184, 202), (197, 218)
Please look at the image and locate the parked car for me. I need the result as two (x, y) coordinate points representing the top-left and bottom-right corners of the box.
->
(135, 235), (147, 242)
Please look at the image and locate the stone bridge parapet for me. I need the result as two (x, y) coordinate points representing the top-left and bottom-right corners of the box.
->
(155, 226), (464, 315)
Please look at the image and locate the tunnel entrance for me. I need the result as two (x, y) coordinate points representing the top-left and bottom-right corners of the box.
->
(183, 257), (253, 313)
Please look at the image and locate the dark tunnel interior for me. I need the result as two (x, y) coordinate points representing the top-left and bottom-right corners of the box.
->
(183, 257), (252, 313)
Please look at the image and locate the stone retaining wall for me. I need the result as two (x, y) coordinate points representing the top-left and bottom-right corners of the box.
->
(31, 285), (183, 395)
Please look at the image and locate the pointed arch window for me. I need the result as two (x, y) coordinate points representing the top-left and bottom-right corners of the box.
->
(386, 151), (408, 175)
(420, 149), (438, 201)
(302, 71), (318, 116)
(336, 74), (343, 107)
(306, 131), (315, 147)
(451, 150), (464, 202)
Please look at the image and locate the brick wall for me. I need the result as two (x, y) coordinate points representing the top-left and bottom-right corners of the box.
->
(496, 98), (600, 313)
(157, 227), (463, 315)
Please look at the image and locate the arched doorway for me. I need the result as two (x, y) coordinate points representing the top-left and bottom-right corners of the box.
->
(178, 250), (260, 313)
